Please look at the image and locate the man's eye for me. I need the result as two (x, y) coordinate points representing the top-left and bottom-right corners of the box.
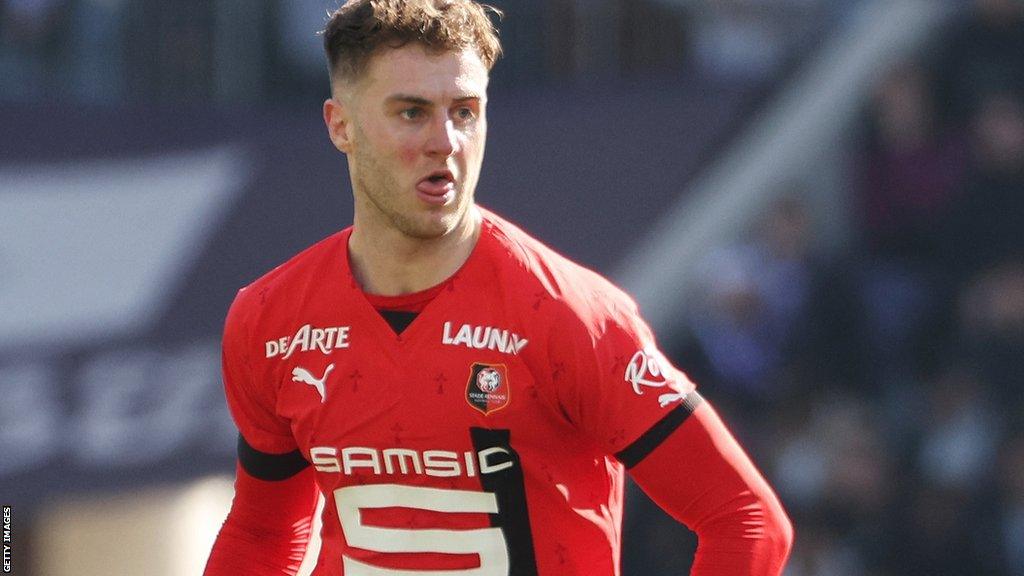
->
(454, 107), (476, 121)
(400, 108), (423, 120)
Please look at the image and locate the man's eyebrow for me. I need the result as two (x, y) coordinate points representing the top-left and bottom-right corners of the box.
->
(386, 94), (433, 107)
(384, 94), (483, 106)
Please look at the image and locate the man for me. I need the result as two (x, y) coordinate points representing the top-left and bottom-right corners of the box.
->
(204, 1), (793, 574)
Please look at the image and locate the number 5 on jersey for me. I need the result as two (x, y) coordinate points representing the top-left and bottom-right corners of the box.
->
(335, 484), (509, 575)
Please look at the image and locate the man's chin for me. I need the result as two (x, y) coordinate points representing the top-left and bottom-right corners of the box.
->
(397, 212), (460, 240)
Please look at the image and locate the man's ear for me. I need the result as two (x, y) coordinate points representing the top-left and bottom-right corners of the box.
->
(323, 97), (353, 154)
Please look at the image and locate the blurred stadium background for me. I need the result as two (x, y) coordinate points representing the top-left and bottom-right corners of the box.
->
(1, 0), (1023, 574)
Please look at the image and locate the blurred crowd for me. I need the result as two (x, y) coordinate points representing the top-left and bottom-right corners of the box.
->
(0, 0), (844, 103)
(667, 1), (1024, 574)
(0, 0), (579, 102)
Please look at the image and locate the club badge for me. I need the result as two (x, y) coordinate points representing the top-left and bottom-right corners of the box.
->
(466, 363), (510, 415)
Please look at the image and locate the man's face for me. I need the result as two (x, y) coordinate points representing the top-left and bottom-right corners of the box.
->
(327, 44), (489, 239)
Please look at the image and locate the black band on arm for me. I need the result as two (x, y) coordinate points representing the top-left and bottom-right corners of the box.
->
(614, 392), (704, 469)
(237, 434), (310, 481)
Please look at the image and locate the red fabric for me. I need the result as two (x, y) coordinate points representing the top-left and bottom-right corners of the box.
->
(363, 281), (447, 312)
(204, 463), (319, 576)
(630, 402), (793, 575)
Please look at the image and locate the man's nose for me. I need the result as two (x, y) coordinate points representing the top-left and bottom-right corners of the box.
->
(425, 117), (458, 157)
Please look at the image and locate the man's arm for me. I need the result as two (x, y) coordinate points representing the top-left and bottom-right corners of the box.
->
(204, 437), (320, 576)
(627, 400), (793, 575)
(539, 279), (792, 572)
(208, 290), (321, 574)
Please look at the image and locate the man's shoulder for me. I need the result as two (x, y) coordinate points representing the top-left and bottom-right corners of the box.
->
(482, 209), (638, 324)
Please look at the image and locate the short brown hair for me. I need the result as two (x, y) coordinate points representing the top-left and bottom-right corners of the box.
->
(323, 0), (503, 85)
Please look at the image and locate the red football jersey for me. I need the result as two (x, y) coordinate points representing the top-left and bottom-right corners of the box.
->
(223, 208), (700, 576)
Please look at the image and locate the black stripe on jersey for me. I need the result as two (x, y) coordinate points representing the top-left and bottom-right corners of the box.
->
(378, 310), (419, 335)
(614, 391), (704, 469)
(237, 434), (310, 481)
(470, 428), (540, 576)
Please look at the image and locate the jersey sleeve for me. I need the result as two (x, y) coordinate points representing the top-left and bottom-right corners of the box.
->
(550, 294), (701, 465)
(204, 462), (318, 576)
(222, 289), (298, 454)
(629, 403), (793, 574)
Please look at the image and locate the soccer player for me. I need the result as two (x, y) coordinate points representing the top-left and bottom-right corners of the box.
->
(204, 1), (793, 574)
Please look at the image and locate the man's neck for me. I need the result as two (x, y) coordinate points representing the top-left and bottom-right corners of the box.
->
(348, 207), (482, 296)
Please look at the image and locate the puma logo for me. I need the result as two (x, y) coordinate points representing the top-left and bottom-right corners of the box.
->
(292, 364), (334, 403)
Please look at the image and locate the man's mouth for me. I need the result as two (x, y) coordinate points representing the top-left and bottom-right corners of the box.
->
(416, 169), (456, 202)
(423, 170), (454, 186)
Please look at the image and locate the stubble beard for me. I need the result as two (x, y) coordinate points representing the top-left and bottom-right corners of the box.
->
(353, 150), (466, 241)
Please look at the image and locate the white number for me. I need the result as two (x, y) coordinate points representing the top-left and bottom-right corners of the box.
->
(334, 484), (510, 575)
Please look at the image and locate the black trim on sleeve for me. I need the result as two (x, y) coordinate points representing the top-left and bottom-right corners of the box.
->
(237, 434), (310, 481)
(614, 391), (704, 469)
